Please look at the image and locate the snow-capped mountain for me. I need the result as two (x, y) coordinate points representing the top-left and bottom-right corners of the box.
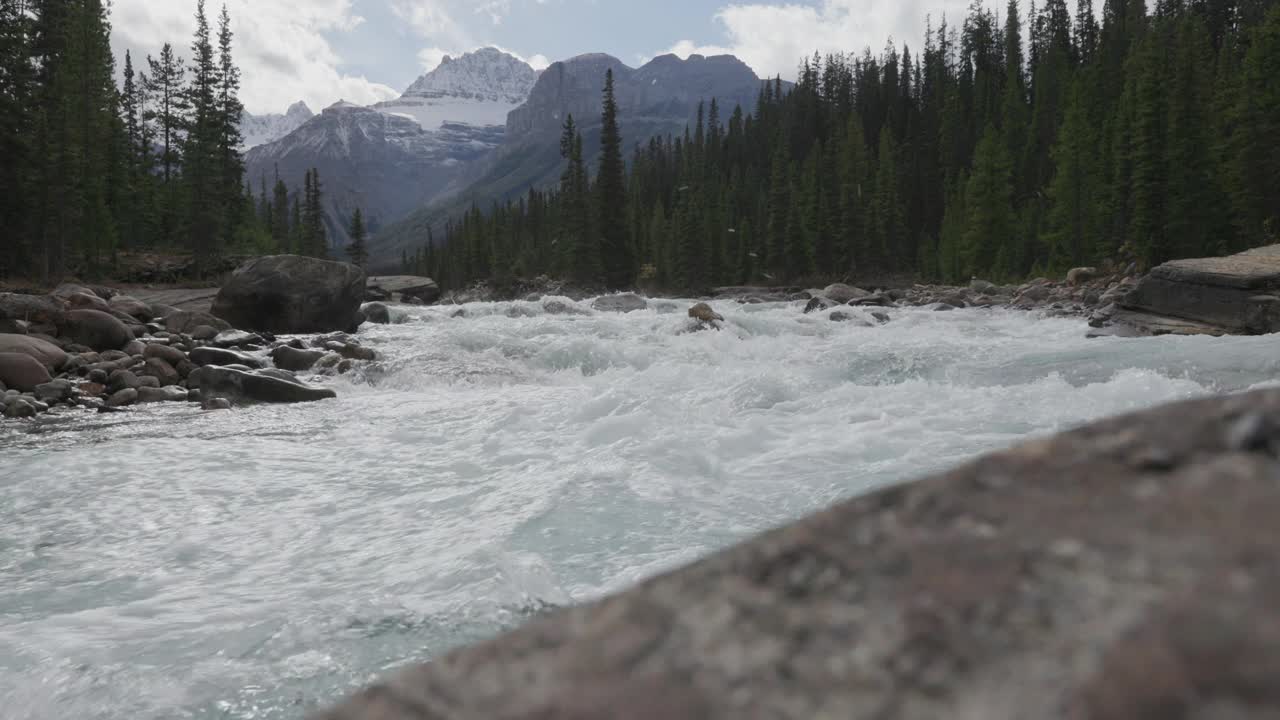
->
(243, 48), (537, 252)
(373, 47), (539, 131)
(239, 101), (314, 151)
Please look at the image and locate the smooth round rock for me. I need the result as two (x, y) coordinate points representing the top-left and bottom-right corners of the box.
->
(0, 333), (67, 371)
(105, 388), (138, 407)
(59, 309), (132, 351)
(0, 352), (52, 392)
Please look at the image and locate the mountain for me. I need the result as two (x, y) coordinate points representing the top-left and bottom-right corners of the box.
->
(239, 101), (313, 150)
(374, 47), (539, 131)
(367, 53), (770, 269)
(243, 49), (538, 251)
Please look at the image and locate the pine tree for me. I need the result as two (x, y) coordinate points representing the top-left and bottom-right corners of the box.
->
(347, 207), (368, 267)
(963, 124), (1016, 278)
(1227, 5), (1280, 246)
(271, 171), (289, 249)
(183, 0), (222, 270)
(215, 3), (245, 251)
(145, 43), (188, 249)
(597, 68), (633, 288)
(1044, 80), (1097, 271)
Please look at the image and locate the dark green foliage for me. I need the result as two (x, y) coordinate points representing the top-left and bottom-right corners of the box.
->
(0, 0), (310, 281)
(415, 0), (1279, 291)
(347, 207), (368, 267)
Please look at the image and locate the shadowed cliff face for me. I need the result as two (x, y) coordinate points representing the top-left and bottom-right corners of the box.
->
(316, 388), (1280, 720)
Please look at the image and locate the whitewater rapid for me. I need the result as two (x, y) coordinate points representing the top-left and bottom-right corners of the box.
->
(2, 297), (1278, 718)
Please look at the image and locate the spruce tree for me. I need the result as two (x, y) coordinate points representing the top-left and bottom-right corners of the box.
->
(963, 124), (1016, 278)
(597, 68), (633, 288)
(347, 207), (368, 267)
(145, 43), (188, 249)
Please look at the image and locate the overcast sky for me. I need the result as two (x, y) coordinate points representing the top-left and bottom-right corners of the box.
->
(110, 0), (986, 115)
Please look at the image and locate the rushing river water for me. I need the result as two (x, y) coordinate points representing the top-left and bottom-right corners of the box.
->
(3, 297), (1280, 718)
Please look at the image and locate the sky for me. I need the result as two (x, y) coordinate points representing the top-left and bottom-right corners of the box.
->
(109, 0), (985, 116)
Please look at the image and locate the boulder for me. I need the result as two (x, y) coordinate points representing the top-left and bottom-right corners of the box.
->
(270, 345), (325, 372)
(592, 293), (648, 313)
(108, 295), (153, 321)
(140, 357), (181, 387)
(0, 292), (66, 325)
(0, 334), (67, 372)
(821, 283), (872, 303)
(0, 352), (52, 392)
(361, 302), (391, 325)
(58, 309), (133, 351)
(969, 278), (998, 294)
(212, 329), (264, 348)
(366, 275), (441, 305)
(4, 397), (36, 419)
(122, 339), (146, 357)
(63, 291), (109, 312)
(688, 303), (724, 325)
(542, 299), (589, 315)
(33, 379), (74, 403)
(105, 388), (138, 408)
(165, 311), (232, 335)
(212, 254), (367, 334)
(1067, 266), (1100, 286)
(190, 324), (220, 341)
(189, 346), (263, 369)
(188, 365), (336, 404)
(1116, 245), (1280, 336)
(317, 389), (1280, 720)
(803, 297), (836, 314)
(143, 343), (187, 367)
(136, 385), (190, 403)
(324, 341), (377, 361)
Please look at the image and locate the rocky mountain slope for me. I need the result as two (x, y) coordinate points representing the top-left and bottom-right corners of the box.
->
(244, 49), (538, 251)
(239, 101), (313, 151)
(367, 53), (770, 269)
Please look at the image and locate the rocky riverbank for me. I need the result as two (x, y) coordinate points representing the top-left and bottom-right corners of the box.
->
(0, 255), (394, 422)
(317, 387), (1280, 720)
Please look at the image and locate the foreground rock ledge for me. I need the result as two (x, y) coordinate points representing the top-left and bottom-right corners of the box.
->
(317, 389), (1280, 720)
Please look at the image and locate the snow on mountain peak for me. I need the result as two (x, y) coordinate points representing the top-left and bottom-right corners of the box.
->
(239, 101), (315, 150)
(373, 47), (537, 132)
(401, 47), (537, 105)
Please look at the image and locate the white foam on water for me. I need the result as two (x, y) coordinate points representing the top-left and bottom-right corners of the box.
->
(2, 298), (1279, 718)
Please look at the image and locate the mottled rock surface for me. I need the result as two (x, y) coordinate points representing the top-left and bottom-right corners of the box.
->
(213, 255), (367, 334)
(317, 389), (1280, 720)
(1118, 244), (1280, 335)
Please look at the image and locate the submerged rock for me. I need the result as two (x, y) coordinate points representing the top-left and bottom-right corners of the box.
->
(592, 294), (648, 313)
(820, 283), (871, 303)
(688, 303), (724, 325)
(361, 302), (392, 325)
(317, 388), (1280, 720)
(188, 365), (336, 404)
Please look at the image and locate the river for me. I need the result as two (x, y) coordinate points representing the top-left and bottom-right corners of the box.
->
(2, 297), (1278, 718)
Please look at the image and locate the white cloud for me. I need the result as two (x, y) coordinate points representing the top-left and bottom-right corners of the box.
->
(659, 0), (979, 80)
(110, 0), (396, 114)
(391, 0), (474, 48)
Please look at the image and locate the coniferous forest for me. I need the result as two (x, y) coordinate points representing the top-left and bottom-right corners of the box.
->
(0, 0), (346, 281)
(409, 0), (1280, 291)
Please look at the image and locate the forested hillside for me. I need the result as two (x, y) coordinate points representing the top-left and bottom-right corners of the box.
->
(408, 0), (1280, 291)
(0, 0), (336, 281)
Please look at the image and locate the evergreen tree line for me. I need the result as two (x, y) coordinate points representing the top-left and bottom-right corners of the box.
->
(407, 0), (1280, 290)
(0, 0), (342, 279)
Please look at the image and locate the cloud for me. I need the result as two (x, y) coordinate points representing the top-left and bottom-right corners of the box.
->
(658, 0), (976, 80)
(110, 0), (396, 114)
(391, 0), (474, 48)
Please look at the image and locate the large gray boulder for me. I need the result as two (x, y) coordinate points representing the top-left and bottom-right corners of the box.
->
(316, 388), (1280, 720)
(270, 345), (325, 372)
(58, 309), (133, 351)
(0, 334), (67, 372)
(188, 365), (336, 404)
(1118, 244), (1280, 335)
(166, 310), (232, 335)
(212, 255), (367, 334)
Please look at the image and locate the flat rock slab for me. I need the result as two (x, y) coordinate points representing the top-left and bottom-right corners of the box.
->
(317, 389), (1280, 720)
(1121, 244), (1280, 333)
(366, 276), (441, 304)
